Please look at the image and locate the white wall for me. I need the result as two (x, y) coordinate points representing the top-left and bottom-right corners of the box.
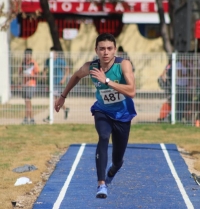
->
(0, 0), (10, 104)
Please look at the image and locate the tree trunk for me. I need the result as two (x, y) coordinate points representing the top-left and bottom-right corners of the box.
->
(39, 0), (62, 51)
(168, 0), (174, 47)
(156, 0), (173, 53)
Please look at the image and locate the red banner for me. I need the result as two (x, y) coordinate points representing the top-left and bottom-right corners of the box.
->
(21, 1), (168, 14)
(195, 20), (200, 39)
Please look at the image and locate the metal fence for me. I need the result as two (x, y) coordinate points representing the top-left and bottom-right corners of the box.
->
(0, 51), (199, 126)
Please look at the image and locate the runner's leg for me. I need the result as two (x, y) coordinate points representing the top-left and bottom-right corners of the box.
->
(110, 120), (131, 175)
(94, 112), (112, 182)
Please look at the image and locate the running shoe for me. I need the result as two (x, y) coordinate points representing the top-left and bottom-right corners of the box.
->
(105, 164), (115, 185)
(96, 184), (107, 198)
(43, 116), (50, 123)
(30, 119), (36, 125)
(21, 117), (29, 125)
(64, 108), (70, 119)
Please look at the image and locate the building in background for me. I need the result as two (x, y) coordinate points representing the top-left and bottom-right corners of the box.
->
(11, 0), (170, 42)
(9, 0), (170, 101)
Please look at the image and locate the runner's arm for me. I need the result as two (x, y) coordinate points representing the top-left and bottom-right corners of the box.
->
(54, 62), (90, 112)
(90, 59), (136, 98)
(108, 59), (136, 98)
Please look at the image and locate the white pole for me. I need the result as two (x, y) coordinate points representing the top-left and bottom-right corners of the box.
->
(49, 51), (54, 124)
(171, 53), (176, 124)
(0, 0), (10, 104)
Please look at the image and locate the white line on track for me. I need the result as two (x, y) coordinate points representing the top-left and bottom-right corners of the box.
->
(52, 143), (86, 209)
(160, 143), (194, 209)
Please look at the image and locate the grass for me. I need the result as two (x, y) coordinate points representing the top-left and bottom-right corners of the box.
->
(0, 123), (200, 209)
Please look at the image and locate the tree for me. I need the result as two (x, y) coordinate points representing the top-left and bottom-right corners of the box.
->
(155, 0), (173, 53)
(0, 0), (62, 51)
(168, 0), (175, 46)
(0, 0), (21, 31)
(39, 0), (63, 51)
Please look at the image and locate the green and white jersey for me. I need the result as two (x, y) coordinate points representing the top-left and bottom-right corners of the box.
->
(89, 57), (137, 122)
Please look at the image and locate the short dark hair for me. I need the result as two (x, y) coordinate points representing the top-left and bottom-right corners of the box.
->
(118, 46), (124, 52)
(50, 46), (58, 51)
(95, 33), (116, 48)
(24, 48), (32, 54)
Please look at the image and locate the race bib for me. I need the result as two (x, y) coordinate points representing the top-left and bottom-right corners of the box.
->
(23, 65), (34, 75)
(99, 89), (125, 104)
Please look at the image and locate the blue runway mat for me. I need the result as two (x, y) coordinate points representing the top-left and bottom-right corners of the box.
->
(33, 144), (200, 209)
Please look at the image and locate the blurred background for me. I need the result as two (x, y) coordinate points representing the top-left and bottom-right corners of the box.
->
(0, 0), (200, 126)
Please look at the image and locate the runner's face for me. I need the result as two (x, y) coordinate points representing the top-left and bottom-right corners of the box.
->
(25, 53), (32, 62)
(95, 40), (116, 63)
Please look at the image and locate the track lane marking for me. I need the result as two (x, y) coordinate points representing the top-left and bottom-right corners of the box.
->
(160, 143), (194, 209)
(53, 143), (86, 209)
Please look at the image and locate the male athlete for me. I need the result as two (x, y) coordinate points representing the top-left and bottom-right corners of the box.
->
(54, 33), (137, 198)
